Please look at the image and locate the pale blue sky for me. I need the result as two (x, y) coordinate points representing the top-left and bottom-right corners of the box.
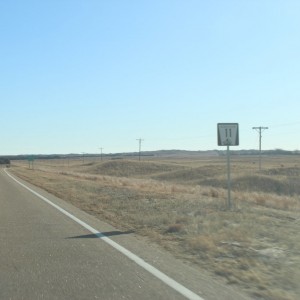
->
(0, 0), (299, 155)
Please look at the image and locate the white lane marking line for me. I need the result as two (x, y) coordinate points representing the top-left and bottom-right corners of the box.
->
(5, 170), (204, 300)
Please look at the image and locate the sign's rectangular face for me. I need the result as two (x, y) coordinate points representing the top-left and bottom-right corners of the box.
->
(218, 123), (239, 146)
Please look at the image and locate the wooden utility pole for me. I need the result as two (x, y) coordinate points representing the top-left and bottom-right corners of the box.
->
(99, 147), (103, 161)
(136, 138), (144, 161)
(252, 126), (268, 171)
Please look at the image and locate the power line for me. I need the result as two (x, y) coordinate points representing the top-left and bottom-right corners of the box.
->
(268, 121), (300, 128)
(252, 126), (268, 171)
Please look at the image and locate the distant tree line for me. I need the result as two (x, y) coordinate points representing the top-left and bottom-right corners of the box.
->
(217, 149), (300, 156)
(0, 158), (10, 165)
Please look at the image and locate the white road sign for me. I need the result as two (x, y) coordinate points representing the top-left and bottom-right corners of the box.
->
(218, 123), (239, 146)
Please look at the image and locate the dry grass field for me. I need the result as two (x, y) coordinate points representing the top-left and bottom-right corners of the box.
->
(10, 154), (300, 300)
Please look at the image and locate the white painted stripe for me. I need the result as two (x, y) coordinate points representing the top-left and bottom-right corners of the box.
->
(4, 169), (204, 300)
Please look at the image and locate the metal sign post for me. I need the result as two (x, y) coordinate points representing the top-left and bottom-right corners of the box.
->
(226, 145), (232, 209)
(217, 123), (239, 210)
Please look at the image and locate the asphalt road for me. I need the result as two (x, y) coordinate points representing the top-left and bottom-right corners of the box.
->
(0, 168), (251, 300)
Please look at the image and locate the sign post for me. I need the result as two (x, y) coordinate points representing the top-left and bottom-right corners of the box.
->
(217, 123), (239, 210)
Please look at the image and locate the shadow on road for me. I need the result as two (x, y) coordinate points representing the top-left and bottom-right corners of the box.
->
(67, 230), (135, 239)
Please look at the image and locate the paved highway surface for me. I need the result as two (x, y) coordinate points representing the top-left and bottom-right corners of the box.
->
(0, 168), (250, 300)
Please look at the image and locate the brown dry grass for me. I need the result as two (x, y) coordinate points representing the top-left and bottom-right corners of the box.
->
(10, 155), (300, 300)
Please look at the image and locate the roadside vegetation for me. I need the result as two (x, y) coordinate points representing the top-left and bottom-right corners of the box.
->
(10, 155), (300, 300)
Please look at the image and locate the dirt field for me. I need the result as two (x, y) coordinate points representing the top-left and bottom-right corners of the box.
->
(10, 154), (300, 300)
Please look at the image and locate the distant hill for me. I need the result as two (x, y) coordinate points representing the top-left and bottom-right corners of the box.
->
(1, 149), (299, 161)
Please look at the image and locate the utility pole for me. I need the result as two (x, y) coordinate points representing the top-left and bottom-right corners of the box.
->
(252, 126), (268, 171)
(136, 138), (144, 161)
(98, 147), (103, 161)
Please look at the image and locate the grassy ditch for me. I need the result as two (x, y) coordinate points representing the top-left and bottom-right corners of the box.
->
(11, 156), (300, 300)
